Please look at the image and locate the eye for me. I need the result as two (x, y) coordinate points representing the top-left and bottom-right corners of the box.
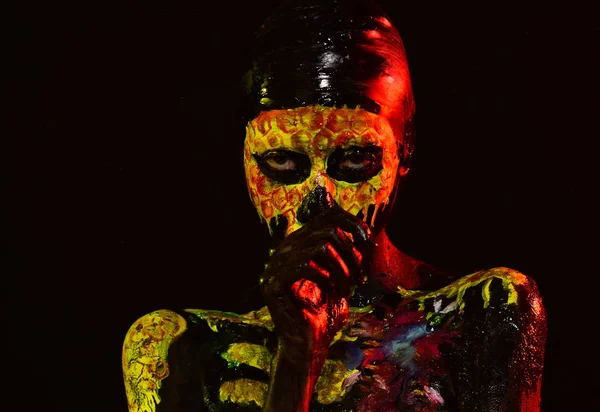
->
(339, 152), (374, 170)
(253, 150), (311, 184)
(327, 146), (383, 183)
(265, 153), (298, 171)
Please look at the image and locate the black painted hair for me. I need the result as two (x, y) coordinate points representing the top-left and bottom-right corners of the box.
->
(243, 0), (415, 156)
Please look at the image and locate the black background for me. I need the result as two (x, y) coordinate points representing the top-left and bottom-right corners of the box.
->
(6, 0), (598, 411)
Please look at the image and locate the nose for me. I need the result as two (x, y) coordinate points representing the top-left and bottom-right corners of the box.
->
(297, 186), (335, 224)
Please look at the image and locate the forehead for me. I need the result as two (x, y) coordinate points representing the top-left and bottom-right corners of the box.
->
(245, 106), (396, 152)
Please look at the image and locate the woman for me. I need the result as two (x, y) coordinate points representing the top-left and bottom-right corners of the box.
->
(122, 1), (546, 410)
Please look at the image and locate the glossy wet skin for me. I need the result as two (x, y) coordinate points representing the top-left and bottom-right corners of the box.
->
(244, 105), (405, 237)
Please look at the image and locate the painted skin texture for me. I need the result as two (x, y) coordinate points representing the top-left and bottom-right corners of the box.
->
(122, 106), (547, 411)
(244, 106), (400, 235)
(122, 269), (546, 411)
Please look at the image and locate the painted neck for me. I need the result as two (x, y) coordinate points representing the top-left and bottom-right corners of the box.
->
(367, 230), (421, 291)
(366, 230), (459, 293)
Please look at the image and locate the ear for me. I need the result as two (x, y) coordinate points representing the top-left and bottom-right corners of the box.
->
(399, 164), (410, 177)
(397, 116), (415, 178)
(397, 142), (412, 177)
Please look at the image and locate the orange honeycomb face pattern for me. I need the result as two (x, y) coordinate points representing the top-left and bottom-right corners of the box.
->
(243, 105), (401, 236)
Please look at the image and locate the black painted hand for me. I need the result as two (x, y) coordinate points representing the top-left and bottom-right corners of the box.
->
(260, 204), (372, 355)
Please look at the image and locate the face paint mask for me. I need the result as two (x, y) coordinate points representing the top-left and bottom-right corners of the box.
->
(244, 105), (401, 237)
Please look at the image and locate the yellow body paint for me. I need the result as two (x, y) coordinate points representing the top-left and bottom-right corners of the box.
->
(399, 267), (527, 311)
(212, 305), (370, 408)
(122, 310), (187, 412)
(185, 306), (274, 332)
(217, 360), (356, 407)
(219, 379), (269, 407)
(314, 360), (359, 404)
(121, 270), (529, 412)
(221, 342), (273, 372)
(244, 105), (400, 235)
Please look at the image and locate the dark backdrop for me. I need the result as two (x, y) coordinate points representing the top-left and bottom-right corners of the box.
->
(6, 0), (597, 411)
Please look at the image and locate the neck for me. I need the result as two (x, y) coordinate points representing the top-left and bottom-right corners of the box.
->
(366, 230), (459, 293)
(367, 230), (425, 291)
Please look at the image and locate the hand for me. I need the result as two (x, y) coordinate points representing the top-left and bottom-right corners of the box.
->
(260, 204), (372, 358)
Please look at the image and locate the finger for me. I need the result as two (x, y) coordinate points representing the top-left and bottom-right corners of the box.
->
(263, 255), (335, 294)
(311, 205), (373, 251)
(324, 210), (374, 281)
(290, 277), (327, 311)
(329, 227), (364, 270)
(278, 225), (362, 272)
(329, 210), (372, 250)
(275, 225), (363, 292)
(274, 204), (372, 260)
(312, 241), (351, 297)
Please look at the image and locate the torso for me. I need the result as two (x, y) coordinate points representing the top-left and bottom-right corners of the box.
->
(123, 267), (545, 412)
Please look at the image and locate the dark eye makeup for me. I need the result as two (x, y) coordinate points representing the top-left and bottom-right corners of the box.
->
(327, 145), (383, 183)
(253, 145), (383, 185)
(253, 150), (311, 184)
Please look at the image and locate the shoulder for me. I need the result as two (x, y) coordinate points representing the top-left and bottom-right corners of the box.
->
(122, 307), (274, 412)
(399, 267), (546, 331)
(418, 267), (543, 311)
(430, 268), (547, 402)
(460, 267), (544, 317)
(122, 310), (188, 412)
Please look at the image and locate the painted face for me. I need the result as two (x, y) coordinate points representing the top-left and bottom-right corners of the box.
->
(244, 105), (401, 237)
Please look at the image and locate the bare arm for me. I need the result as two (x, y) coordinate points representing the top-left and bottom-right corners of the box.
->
(122, 310), (188, 412)
(441, 268), (547, 411)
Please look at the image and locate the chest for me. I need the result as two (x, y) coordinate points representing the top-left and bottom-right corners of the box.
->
(202, 303), (461, 411)
(311, 302), (459, 411)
